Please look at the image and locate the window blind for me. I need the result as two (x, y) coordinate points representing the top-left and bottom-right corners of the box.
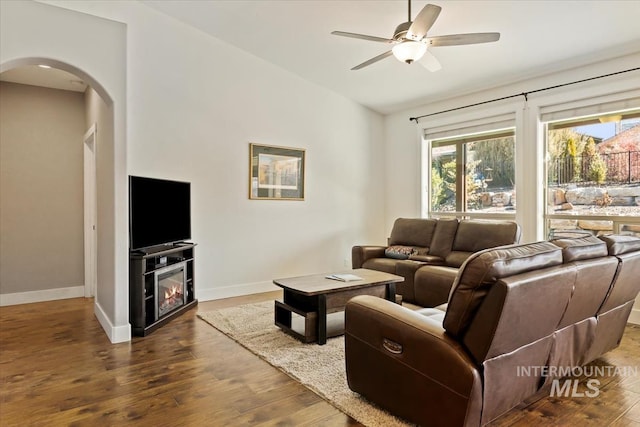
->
(423, 113), (516, 142)
(539, 90), (640, 123)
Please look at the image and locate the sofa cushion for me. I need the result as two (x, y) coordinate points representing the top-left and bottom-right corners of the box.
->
(452, 220), (520, 252)
(428, 219), (459, 258)
(389, 218), (437, 248)
(598, 249), (640, 313)
(599, 235), (640, 256)
(362, 258), (398, 274)
(414, 265), (459, 307)
(408, 254), (445, 264)
(385, 245), (415, 259)
(434, 303), (448, 311)
(445, 251), (473, 268)
(551, 235), (608, 263)
(415, 308), (446, 324)
(556, 256), (618, 328)
(443, 241), (563, 337)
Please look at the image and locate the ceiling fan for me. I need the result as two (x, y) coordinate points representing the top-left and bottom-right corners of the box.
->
(331, 1), (500, 71)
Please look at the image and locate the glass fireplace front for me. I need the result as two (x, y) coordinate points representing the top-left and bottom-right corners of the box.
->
(154, 261), (187, 320)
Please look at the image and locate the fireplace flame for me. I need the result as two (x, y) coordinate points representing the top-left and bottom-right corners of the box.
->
(165, 284), (181, 300)
(159, 283), (184, 317)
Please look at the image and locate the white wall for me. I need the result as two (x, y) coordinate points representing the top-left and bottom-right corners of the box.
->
(0, 82), (85, 298)
(119, 3), (386, 298)
(85, 87), (115, 311)
(20, 1), (385, 331)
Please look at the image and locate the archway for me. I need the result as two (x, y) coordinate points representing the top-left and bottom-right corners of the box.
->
(1, 57), (113, 106)
(1, 0), (130, 343)
(0, 57), (125, 340)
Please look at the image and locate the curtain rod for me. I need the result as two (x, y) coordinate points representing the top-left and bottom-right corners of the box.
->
(409, 67), (640, 123)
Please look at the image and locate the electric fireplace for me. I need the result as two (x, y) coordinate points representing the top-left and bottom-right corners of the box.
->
(154, 261), (187, 320)
(129, 242), (197, 337)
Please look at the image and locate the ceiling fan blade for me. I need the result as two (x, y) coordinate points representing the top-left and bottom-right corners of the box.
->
(331, 31), (393, 43)
(351, 50), (393, 70)
(427, 32), (501, 47)
(419, 50), (442, 72)
(407, 4), (442, 40)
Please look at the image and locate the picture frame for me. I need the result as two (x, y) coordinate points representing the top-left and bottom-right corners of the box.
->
(249, 143), (306, 200)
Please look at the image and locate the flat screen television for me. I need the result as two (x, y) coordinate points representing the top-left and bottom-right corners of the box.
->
(129, 175), (191, 251)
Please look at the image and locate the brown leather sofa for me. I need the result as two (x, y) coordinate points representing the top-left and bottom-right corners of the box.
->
(345, 234), (640, 427)
(352, 218), (521, 307)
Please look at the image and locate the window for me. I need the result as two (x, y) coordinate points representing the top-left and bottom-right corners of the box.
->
(429, 130), (515, 216)
(545, 109), (640, 238)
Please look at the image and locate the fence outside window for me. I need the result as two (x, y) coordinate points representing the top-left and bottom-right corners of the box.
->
(549, 150), (640, 186)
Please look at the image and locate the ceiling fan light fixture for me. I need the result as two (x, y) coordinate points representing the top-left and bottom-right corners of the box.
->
(392, 40), (427, 64)
(332, 2), (499, 70)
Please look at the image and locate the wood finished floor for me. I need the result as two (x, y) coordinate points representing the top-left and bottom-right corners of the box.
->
(0, 292), (639, 426)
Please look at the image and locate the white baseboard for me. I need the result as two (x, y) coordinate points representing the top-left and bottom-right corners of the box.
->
(628, 307), (640, 325)
(0, 285), (84, 306)
(94, 301), (131, 343)
(197, 280), (279, 301)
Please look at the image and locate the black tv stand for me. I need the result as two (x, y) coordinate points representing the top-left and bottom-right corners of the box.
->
(129, 242), (197, 336)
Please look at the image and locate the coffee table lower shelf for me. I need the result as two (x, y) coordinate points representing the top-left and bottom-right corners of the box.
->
(275, 300), (316, 343)
(274, 300), (348, 343)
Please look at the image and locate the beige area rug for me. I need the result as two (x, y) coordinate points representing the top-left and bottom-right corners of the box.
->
(197, 301), (411, 427)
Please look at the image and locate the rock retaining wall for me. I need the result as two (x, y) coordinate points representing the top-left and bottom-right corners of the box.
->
(549, 185), (640, 208)
(548, 185), (640, 237)
(549, 219), (640, 237)
(479, 191), (515, 208)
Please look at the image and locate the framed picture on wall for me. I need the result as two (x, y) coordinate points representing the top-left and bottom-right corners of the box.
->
(249, 143), (306, 200)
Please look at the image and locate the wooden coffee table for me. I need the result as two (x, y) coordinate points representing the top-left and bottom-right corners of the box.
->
(273, 268), (404, 345)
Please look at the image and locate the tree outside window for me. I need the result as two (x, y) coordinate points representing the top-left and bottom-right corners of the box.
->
(430, 133), (515, 214)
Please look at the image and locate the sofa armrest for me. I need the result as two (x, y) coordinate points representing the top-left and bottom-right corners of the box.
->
(351, 245), (386, 268)
(395, 259), (428, 303)
(345, 295), (482, 427)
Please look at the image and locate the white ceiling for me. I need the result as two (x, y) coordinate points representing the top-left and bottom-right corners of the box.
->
(2, 1), (639, 115)
(143, 0), (640, 114)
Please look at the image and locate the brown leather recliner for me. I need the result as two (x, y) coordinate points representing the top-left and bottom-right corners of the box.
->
(352, 218), (521, 307)
(345, 234), (640, 426)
